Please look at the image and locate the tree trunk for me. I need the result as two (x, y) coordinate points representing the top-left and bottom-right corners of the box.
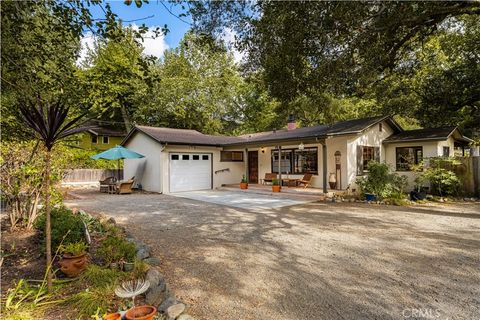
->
(120, 103), (132, 133)
(44, 150), (53, 292)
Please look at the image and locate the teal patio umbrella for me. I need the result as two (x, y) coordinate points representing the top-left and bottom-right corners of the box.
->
(91, 145), (145, 180)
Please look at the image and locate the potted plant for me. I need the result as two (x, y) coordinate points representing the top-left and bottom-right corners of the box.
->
(58, 242), (89, 277)
(240, 175), (248, 189)
(272, 179), (281, 192)
(115, 279), (156, 320)
(104, 313), (122, 320)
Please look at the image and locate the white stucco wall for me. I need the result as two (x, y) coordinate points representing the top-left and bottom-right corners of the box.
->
(123, 132), (163, 193)
(384, 140), (442, 188)
(346, 121), (394, 189)
(161, 145), (245, 194)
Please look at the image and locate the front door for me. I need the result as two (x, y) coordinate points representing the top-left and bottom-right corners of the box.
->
(248, 151), (258, 183)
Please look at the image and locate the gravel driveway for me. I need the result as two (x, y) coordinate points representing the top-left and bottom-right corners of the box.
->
(66, 190), (480, 320)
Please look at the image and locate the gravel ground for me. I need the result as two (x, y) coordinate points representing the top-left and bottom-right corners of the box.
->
(66, 190), (480, 320)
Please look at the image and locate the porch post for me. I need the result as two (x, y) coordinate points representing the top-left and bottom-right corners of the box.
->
(322, 142), (327, 193)
(278, 145), (282, 186)
(245, 148), (249, 183)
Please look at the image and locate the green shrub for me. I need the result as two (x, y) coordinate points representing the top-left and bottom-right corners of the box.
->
(60, 242), (88, 256)
(97, 236), (136, 264)
(35, 206), (85, 253)
(419, 167), (460, 197)
(356, 161), (408, 200)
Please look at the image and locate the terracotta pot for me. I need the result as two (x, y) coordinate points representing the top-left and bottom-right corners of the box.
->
(125, 305), (157, 320)
(272, 185), (281, 192)
(240, 182), (248, 189)
(104, 313), (121, 320)
(58, 252), (88, 277)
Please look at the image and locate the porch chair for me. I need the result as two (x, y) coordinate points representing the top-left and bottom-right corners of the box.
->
(99, 176), (116, 193)
(296, 173), (313, 189)
(116, 179), (135, 194)
(261, 173), (278, 185)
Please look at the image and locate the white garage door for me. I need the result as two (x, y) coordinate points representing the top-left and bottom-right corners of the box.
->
(169, 153), (212, 193)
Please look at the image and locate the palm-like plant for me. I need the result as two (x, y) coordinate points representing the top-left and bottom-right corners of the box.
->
(19, 99), (88, 292)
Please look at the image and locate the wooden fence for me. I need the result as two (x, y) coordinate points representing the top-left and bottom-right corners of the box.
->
(62, 169), (123, 183)
(438, 156), (480, 197)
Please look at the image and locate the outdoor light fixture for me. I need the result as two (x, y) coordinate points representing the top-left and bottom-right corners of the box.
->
(298, 143), (305, 150)
(261, 147), (265, 153)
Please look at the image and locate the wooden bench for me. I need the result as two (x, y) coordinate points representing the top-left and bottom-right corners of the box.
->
(261, 173), (278, 185)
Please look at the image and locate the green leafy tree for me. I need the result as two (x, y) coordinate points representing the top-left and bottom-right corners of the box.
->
(134, 33), (245, 134)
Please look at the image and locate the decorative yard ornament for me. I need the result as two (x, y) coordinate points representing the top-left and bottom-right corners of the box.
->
(298, 143), (305, 150)
(115, 278), (150, 305)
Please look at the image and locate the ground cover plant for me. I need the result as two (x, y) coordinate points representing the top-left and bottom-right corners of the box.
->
(1, 211), (150, 320)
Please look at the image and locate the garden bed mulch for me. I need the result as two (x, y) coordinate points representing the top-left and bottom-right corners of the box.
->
(1, 218), (45, 294)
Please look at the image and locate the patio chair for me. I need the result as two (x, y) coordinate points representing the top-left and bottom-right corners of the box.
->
(261, 173), (278, 185)
(116, 179), (135, 194)
(297, 173), (313, 188)
(99, 176), (116, 193)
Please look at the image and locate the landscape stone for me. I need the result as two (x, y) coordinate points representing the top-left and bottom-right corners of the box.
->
(158, 297), (178, 313)
(146, 284), (167, 307)
(136, 245), (151, 260)
(144, 256), (161, 266)
(145, 268), (162, 287)
(166, 303), (186, 320)
(177, 315), (194, 320)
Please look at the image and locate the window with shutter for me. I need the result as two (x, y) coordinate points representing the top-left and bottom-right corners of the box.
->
(356, 145), (363, 175)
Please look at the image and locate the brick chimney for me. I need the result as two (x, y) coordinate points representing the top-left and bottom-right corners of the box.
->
(287, 114), (296, 130)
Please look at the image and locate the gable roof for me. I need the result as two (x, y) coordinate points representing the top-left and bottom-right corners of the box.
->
(383, 127), (473, 144)
(123, 126), (243, 147)
(122, 115), (402, 147)
(82, 123), (126, 137)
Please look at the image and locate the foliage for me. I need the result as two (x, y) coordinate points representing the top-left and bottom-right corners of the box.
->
(60, 242), (88, 256)
(241, 175), (247, 183)
(79, 265), (128, 289)
(272, 178), (280, 186)
(97, 236), (136, 264)
(35, 207), (85, 253)
(185, 2), (480, 135)
(1, 141), (43, 230)
(134, 32), (245, 134)
(419, 168), (460, 197)
(131, 260), (150, 280)
(356, 161), (408, 200)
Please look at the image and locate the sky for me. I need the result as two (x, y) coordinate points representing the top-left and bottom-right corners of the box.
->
(80, 1), (192, 62)
(80, 1), (242, 63)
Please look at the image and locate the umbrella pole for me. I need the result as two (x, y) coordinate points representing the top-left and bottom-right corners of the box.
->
(117, 159), (120, 181)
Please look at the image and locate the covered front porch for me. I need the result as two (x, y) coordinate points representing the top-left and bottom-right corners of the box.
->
(224, 135), (348, 194)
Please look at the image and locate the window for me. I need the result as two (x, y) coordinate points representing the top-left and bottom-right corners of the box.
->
(356, 146), (380, 175)
(91, 135), (98, 144)
(362, 147), (375, 171)
(102, 136), (109, 144)
(396, 147), (423, 171)
(171, 154), (179, 160)
(443, 146), (450, 157)
(202, 155), (209, 160)
(182, 155), (189, 160)
(220, 151), (243, 162)
(193, 155), (200, 160)
(272, 148), (318, 174)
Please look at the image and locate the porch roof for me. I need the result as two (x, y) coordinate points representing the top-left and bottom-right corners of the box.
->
(383, 127), (473, 144)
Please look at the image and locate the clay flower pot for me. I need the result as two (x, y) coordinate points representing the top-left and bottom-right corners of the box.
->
(58, 252), (88, 277)
(272, 185), (281, 192)
(125, 305), (157, 320)
(104, 313), (121, 320)
(240, 182), (248, 189)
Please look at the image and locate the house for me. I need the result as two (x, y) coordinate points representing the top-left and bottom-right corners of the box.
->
(121, 115), (473, 194)
(75, 124), (126, 151)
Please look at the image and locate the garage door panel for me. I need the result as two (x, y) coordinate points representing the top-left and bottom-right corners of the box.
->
(169, 153), (212, 193)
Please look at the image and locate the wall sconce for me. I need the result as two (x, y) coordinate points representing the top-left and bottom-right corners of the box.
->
(298, 143), (305, 150)
(334, 150), (341, 164)
(261, 147), (265, 153)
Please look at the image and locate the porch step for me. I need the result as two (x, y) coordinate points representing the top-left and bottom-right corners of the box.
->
(218, 185), (323, 201)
